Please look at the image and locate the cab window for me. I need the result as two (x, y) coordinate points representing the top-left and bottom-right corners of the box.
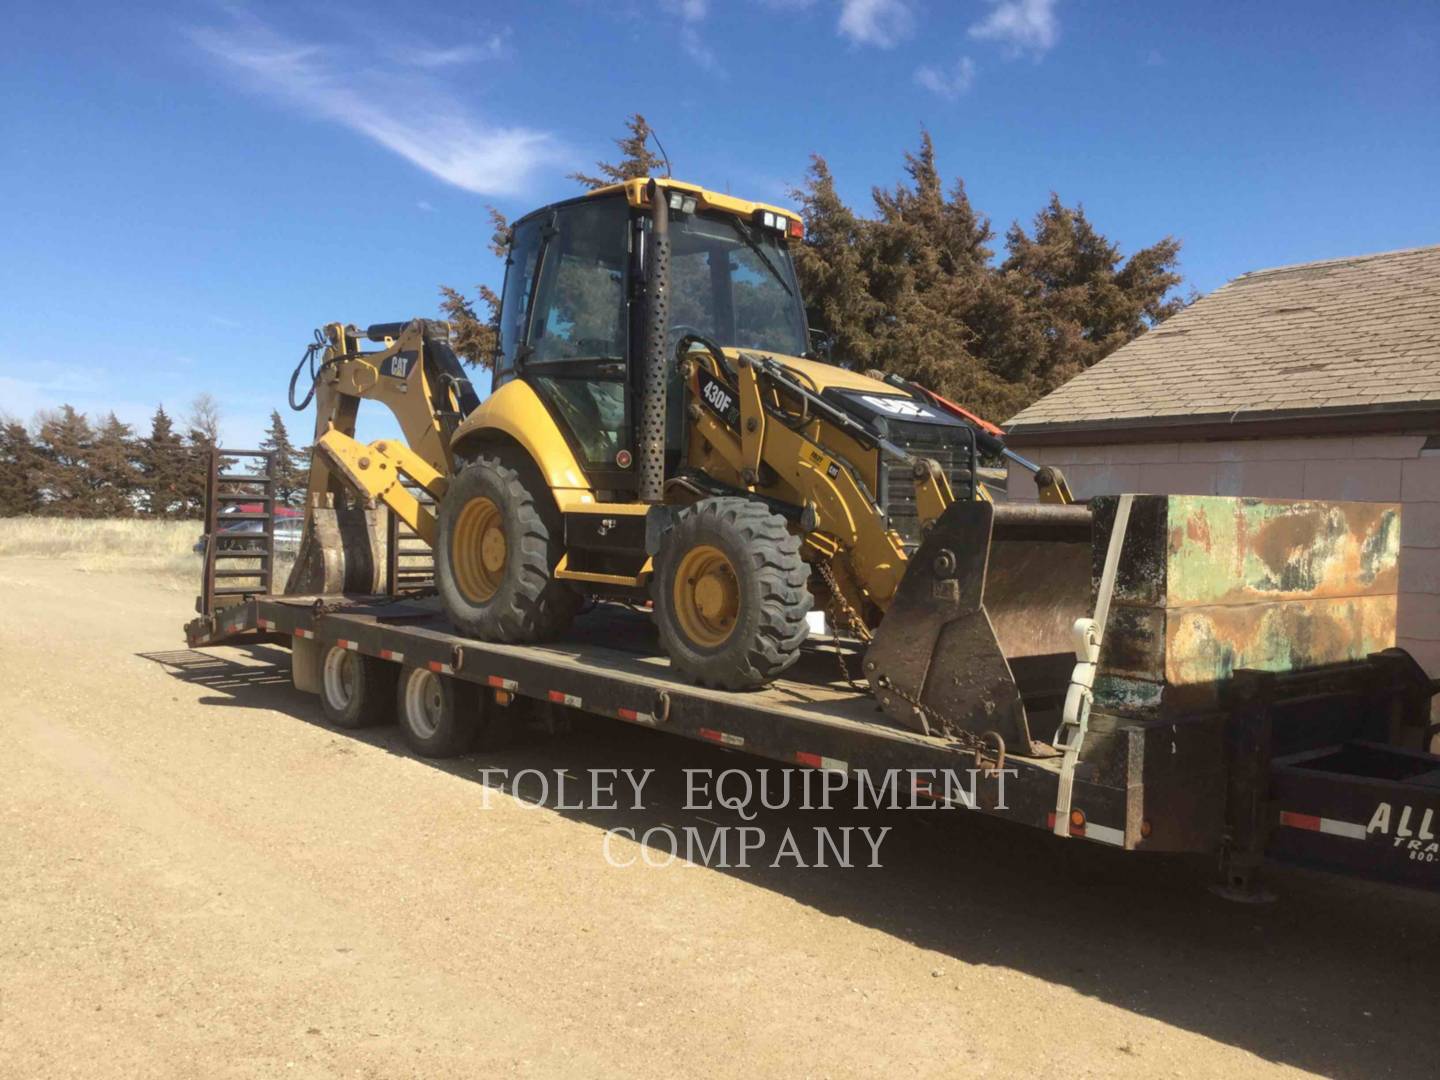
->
(528, 198), (628, 363)
(494, 217), (542, 385)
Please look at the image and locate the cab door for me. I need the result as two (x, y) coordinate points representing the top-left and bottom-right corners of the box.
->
(520, 195), (634, 492)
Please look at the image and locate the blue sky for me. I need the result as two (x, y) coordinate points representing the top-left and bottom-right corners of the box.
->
(4, 0), (1438, 444)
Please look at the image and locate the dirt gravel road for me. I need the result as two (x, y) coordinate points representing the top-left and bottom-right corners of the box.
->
(2, 556), (1438, 1079)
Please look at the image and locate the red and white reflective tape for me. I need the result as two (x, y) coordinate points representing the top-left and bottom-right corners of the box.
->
(378, 648), (404, 663)
(698, 728), (744, 748)
(427, 660), (454, 675)
(617, 706), (658, 726)
(548, 690), (582, 708)
(294, 628), (315, 640)
(1047, 812), (1125, 847)
(336, 638), (360, 652)
(1278, 810), (1367, 840)
(257, 618), (277, 631)
(795, 751), (847, 773)
(487, 675), (518, 692)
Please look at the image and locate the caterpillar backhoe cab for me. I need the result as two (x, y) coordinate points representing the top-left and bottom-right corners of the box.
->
(288, 177), (1086, 756)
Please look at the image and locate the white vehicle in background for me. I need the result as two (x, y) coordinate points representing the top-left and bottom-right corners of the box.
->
(194, 505), (303, 555)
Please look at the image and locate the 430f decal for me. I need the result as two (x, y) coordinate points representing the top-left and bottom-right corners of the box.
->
(695, 369), (741, 430)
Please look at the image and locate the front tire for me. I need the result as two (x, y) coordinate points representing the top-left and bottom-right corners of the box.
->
(436, 455), (580, 643)
(652, 497), (811, 691)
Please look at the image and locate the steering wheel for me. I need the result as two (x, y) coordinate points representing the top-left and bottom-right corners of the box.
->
(666, 323), (708, 356)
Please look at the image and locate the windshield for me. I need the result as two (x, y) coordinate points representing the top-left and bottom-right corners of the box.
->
(668, 211), (808, 357)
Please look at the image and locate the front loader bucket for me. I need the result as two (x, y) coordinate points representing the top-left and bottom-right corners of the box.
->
(865, 500), (1093, 754)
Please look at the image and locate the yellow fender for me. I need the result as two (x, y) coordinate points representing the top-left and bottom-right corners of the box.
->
(450, 379), (593, 503)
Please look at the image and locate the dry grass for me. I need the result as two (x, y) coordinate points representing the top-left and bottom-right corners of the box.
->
(0, 517), (432, 594)
(0, 517), (281, 591)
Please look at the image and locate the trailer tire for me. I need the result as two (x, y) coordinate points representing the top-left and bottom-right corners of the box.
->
(396, 665), (482, 758)
(653, 497), (811, 691)
(437, 455), (580, 643)
(319, 646), (396, 729)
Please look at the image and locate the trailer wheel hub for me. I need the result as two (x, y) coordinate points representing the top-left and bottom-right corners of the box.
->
(674, 544), (739, 648)
(452, 496), (506, 603)
(404, 668), (445, 740)
(322, 647), (358, 709)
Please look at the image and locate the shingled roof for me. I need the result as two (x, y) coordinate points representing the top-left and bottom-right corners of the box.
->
(1006, 243), (1440, 445)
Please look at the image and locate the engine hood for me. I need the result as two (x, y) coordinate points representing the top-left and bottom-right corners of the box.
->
(752, 351), (889, 394)
(736, 350), (954, 424)
(745, 351), (969, 436)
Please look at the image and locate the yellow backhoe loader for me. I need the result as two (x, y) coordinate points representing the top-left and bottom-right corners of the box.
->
(286, 177), (1089, 755)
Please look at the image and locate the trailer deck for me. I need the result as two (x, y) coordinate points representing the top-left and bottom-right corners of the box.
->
(186, 586), (1440, 896)
(190, 594), (1099, 834)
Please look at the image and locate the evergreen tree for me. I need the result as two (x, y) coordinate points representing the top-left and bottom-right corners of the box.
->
(791, 155), (879, 369)
(0, 418), (42, 516)
(259, 410), (305, 506)
(791, 130), (1185, 418)
(570, 113), (667, 190)
(139, 405), (184, 518)
(89, 412), (138, 517)
(440, 208), (508, 370)
(31, 406), (95, 516)
(997, 195), (1184, 390)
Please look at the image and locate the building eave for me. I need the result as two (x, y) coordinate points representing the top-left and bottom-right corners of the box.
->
(1005, 401), (1440, 448)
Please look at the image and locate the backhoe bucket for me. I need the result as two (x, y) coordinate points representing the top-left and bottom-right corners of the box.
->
(865, 500), (1094, 755)
(285, 507), (387, 596)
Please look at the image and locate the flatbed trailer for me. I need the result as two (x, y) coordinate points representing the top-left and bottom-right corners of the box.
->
(186, 588), (1440, 897)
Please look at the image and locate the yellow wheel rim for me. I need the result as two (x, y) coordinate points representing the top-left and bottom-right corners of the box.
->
(452, 496), (506, 603)
(672, 544), (740, 648)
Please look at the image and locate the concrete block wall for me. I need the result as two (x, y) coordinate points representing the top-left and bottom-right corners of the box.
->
(1006, 433), (1440, 679)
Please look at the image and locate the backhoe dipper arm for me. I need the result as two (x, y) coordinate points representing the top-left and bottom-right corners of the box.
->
(285, 319), (468, 594)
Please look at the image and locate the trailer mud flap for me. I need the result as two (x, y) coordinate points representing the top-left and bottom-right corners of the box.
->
(865, 500), (1093, 755)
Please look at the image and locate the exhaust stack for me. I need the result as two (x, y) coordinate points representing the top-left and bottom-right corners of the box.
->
(638, 180), (671, 504)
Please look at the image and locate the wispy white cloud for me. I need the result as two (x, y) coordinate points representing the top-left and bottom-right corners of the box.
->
(403, 33), (509, 70)
(968, 0), (1060, 58)
(188, 8), (558, 196)
(416, 200), (436, 213)
(661, 0), (709, 19)
(837, 0), (914, 49)
(914, 56), (977, 101)
(661, 0), (724, 74)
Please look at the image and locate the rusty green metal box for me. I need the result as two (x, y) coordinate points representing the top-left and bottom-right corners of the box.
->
(1091, 494), (1401, 718)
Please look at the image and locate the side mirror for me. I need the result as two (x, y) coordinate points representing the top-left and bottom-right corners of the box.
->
(807, 327), (836, 364)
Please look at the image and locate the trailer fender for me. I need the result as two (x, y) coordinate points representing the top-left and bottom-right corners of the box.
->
(291, 634), (322, 694)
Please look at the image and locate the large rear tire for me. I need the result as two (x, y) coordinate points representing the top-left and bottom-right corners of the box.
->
(652, 497), (811, 691)
(437, 455), (580, 642)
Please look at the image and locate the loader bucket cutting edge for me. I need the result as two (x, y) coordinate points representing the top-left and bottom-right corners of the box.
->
(864, 500), (1094, 755)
